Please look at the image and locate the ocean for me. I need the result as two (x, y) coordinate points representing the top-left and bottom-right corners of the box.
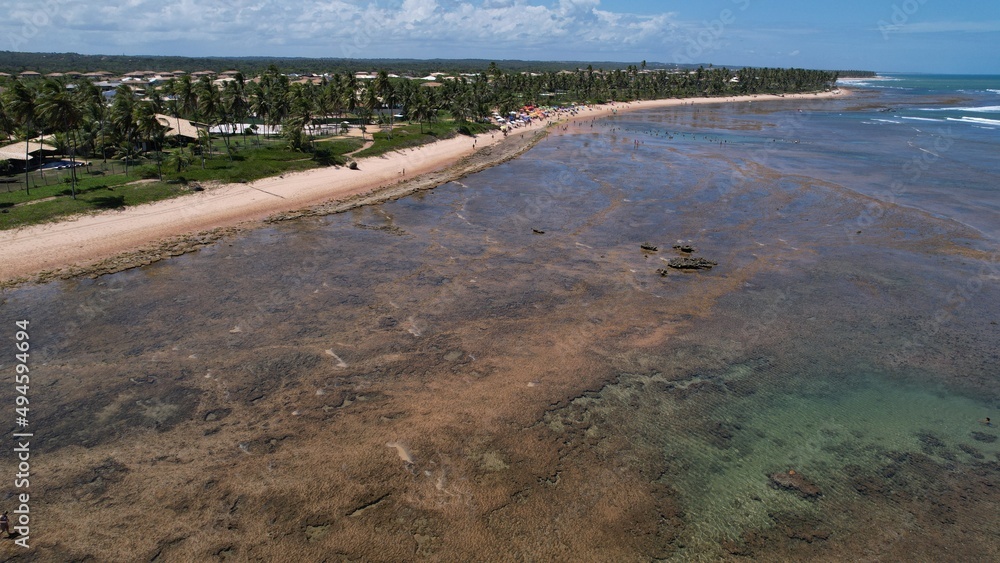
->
(0, 75), (998, 560)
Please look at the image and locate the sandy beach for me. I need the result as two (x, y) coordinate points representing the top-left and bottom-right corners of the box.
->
(8, 79), (999, 562)
(0, 90), (847, 287)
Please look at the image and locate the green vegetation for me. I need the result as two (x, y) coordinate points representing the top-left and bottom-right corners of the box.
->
(0, 52), (696, 77)
(351, 120), (492, 159)
(159, 145), (321, 184)
(835, 70), (878, 78)
(0, 173), (187, 229)
(0, 60), (839, 229)
(0, 138), (366, 229)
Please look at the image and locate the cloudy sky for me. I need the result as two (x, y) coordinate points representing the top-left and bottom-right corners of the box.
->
(2, 0), (998, 73)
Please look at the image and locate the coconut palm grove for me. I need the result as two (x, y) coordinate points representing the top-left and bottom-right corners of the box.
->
(0, 61), (838, 227)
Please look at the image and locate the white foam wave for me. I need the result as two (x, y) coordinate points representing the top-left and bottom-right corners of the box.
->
(988, 89), (1000, 95)
(947, 116), (1000, 126)
(918, 105), (1000, 113)
(869, 118), (902, 124)
(957, 105), (1000, 113)
(901, 116), (944, 123)
(839, 78), (911, 90)
(838, 77), (901, 82)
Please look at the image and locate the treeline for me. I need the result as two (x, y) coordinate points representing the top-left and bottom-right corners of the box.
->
(0, 51), (862, 80)
(505, 65), (839, 101)
(0, 51), (693, 77)
(834, 70), (877, 78)
(0, 64), (837, 192)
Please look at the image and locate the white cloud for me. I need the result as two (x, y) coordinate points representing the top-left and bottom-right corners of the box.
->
(558, 0), (600, 17)
(0, 0), (687, 59)
(884, 20), (1000, 33)
(400, 0), (439, 24)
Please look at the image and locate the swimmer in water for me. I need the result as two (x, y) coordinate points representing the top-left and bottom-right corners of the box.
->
(979, 417), (992, 427)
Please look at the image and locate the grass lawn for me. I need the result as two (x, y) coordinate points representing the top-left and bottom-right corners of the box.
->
(0, 120), (497, 230)
(352, 120), (495, 159)
(0, 135), (365, 230)
(315, 137), (366, 155)
(162, 146), (318, 184)
(0, 179), (189, 230)
(0, 169), (136, 205)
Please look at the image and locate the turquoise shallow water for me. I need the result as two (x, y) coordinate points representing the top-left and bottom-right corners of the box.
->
(649, 367), (997, 551)
(0, 79), (998, 560)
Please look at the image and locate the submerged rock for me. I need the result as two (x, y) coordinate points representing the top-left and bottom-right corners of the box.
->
(672, 244), (695, 253)
(667, 257), (717, 270)
(707, 421), (742, 449)
(641, 242), (658, 252)
(971, 431), (997, 443)
(769, 470), (822, 500)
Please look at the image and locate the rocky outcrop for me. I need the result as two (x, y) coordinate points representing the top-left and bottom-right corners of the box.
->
(769, 470), (822, 500)
(666, 257), (717, 270)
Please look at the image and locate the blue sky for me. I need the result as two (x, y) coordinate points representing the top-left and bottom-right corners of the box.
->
(2, 0), (998, 73)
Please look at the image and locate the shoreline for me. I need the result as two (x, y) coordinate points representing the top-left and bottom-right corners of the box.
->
(0, 89), (848, 289)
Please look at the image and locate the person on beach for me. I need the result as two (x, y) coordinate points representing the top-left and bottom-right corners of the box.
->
(0, 511), (9, 537)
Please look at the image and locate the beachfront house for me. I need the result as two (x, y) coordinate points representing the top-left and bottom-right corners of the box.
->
(0, 139), (60, 173)
(155, 114), (208, 143)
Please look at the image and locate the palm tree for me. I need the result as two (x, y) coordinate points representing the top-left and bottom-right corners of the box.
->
(37, 79), (84, 198)
(288, 83), (315, 147)
(173, 74), (197, 148)
(360, 85), (380, 141)
(164, 146), (192, 173)
(222, 75), (248, 152)
(343, 71), (359, 128)
(282, 116), (306, 151)
(448, 91), (471, 123)
(196, 129), (210, 169)
(498, 93), (519, 120)
(174, 75), (197, 119)
(0, 96), (13, 148)
(134, 101), (166, 179)
(257, 67), (290, 140)
(77, 79), (108, 162)
(247, 80), (267, 146)
(408, 89), (435, 133)
(110, 84), (136, 174)
(5, 79), (38, 194)
(0, 95), (12, 136)
(374, 70), (397, 139)
(323, 76), (345, 121)
(195, 76), (220, 158)
(0, 97), (14, 191)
